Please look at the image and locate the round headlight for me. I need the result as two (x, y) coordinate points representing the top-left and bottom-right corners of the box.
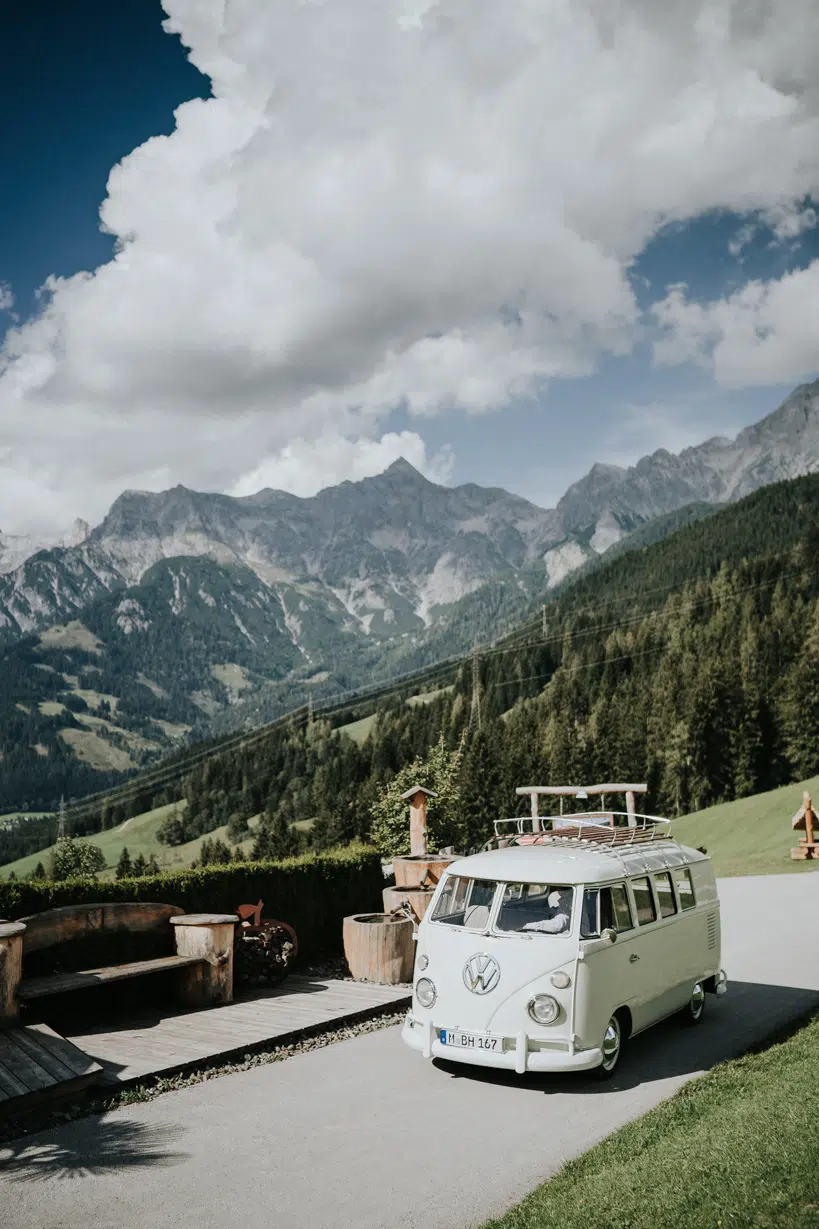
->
(418, 954), (429, 971)
(550, 971), (571, 990)
(527, 994), (560, 1025)
(416, 977), (437, 1008)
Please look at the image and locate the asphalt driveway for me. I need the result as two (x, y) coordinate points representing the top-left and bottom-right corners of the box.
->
(2, 873), (817, 1229)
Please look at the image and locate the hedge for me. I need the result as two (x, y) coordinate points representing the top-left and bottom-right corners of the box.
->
(0, 844), (383, 962)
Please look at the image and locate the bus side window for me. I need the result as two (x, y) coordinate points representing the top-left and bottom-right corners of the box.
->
(580, 889), (599, 938)
(653, 871), (677, 919)
(673, 866), (696, 910)
(582, 886), (634, 935)
(609, 883), (633, 931)
(631, 876), (657, 926)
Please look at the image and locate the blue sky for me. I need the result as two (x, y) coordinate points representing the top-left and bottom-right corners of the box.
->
(0, 1), (208, 328)
(1, 0), (818, 532)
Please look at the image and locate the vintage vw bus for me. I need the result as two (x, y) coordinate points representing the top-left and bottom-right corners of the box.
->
(402, 785), (727, 1078)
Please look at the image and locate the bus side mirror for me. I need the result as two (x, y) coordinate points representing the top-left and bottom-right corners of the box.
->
(601, 928), (617, 945)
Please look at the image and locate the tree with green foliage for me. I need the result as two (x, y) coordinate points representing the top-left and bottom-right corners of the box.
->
(132, 853), (148, 877)
(370, 731), (466, 857)
(51, 837), (106, 882)
(31, 861), (47, 880)
(146, 854), (160, 876)
(226, 812), (251, 843)
(199, 837), (233, 865)
(116, 847), (133, 879)
(252, 810), (301, 860)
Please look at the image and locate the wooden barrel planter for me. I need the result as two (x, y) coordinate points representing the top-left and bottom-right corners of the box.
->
(392, 854), (459, 890)
(342, 913), (414, 985)
(382, 885), (437, 924)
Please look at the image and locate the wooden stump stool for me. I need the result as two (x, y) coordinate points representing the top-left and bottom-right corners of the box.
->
(0, 922), (25, 1027)
(170, 914), (238, 1006)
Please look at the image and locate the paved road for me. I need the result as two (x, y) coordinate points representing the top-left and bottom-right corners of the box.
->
(2, 874), (817, 1229)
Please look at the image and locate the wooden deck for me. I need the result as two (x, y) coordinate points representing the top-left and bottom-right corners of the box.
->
(0, 1024), (103, 1112)
(61, 976), (411, 1086)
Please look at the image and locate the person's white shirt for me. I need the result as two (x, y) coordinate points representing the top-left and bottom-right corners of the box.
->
(522, 889), (569, 933)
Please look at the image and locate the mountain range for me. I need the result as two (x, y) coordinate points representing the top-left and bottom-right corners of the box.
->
(1, 377), (818, 807)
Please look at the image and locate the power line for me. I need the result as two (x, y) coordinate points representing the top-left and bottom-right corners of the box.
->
(54, 556), (810, 825)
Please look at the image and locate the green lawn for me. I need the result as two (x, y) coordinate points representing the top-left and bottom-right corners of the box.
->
(672, 775), (819, 878)
(482, 1014), (819, 1229)
(0, 802), (262, 880)
(335, 713), (377, 745)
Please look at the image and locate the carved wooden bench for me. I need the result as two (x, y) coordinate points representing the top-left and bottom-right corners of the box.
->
(0, 903), (238, 1027)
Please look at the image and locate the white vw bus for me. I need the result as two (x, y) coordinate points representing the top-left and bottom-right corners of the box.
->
(402, 786), (727, 1078)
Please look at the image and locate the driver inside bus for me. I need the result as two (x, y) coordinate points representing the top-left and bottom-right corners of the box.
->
(522, 888), (570, 933)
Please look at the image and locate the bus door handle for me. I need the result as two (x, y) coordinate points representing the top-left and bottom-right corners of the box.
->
(629, 953), (640, 964)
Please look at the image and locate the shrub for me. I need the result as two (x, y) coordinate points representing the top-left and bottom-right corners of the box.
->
(51, 836), (106, 882)
(0, 843), (382, 960)
(370, 732), (465, 857)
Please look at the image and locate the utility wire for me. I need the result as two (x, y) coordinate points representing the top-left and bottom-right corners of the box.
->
(50, 557), (809, 824)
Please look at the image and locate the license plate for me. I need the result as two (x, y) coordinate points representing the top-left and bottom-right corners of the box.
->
(440, 1029), (500, 1051)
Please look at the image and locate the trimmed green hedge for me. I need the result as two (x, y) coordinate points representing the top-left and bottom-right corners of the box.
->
(0, 844), (383, 962)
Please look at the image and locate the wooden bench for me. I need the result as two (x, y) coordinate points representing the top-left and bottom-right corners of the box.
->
(0, 903), (238, 1027)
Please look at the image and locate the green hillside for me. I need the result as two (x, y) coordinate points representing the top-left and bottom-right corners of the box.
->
(0, 802), (262, 881)
(7, 472), (819, 870)
(673, 775), (819, 878)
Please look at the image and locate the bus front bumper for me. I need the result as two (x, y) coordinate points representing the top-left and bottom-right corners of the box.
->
(401, 1014), (603, 1074)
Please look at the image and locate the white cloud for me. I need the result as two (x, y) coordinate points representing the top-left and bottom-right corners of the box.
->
(728, 200), (817, 257)
(2, 0), (819, 531)
(0, 284), (13, 312)
(762, 201), (818, 241)
(230, 430), (454, 498)
(651, 261), (819, 387)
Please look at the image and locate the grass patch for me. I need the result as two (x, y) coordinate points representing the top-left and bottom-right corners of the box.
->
(406, 685), (454, 706)
(0, 803), (262, 880)
(57, 727), (134, 772)
(482, 1015), (819, 1229)
(336, 713), (377, 745)
(674, 775), (819, 878)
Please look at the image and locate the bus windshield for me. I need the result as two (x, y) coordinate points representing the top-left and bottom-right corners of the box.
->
(495, 883), (573, 935)
(430, 877), (496, 929)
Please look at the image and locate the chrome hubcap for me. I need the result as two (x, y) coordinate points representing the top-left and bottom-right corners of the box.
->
(690, 982), (705, 1018)
(601, 1018), (621, 1070)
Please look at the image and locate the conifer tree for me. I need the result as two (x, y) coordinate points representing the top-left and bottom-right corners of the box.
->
(116, 847), (133, 879)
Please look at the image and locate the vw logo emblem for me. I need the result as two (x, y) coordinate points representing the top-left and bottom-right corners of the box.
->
(463, 953), (500, 995)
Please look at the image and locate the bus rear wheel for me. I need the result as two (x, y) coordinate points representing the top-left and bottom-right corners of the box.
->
(679, 981), (706, 1027)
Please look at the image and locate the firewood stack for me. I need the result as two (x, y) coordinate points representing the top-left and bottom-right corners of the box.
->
(233, 920), (296, 988)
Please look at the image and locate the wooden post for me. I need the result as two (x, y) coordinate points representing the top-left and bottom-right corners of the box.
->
(805, 792), (815, 847)
(170, 914), (237, 1007)
(625, 790), (636, 828)
(530, 791), (541, 834)
(401, 786), (437, 858)
(0, 921), (26, 1027)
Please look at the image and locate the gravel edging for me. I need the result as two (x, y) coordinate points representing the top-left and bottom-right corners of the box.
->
(0, 1001), (409, 1147)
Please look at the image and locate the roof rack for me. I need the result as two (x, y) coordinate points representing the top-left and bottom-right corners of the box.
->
(483, 808), (673, 852)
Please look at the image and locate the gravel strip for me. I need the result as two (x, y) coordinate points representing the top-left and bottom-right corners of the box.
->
(0, 1003), (408, 1147)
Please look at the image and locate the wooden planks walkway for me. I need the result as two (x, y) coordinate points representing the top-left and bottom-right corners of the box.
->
(0, 1024), (103, 1112)
(62, 976), (410, 1086)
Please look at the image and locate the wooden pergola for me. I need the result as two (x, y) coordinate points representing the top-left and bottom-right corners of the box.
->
(791, 790), (818, 860)
(515, 783), (648, 831)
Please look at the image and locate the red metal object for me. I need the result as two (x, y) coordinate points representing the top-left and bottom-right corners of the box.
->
(234, 901), (299, 959)
(236, 899), (264, 928)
